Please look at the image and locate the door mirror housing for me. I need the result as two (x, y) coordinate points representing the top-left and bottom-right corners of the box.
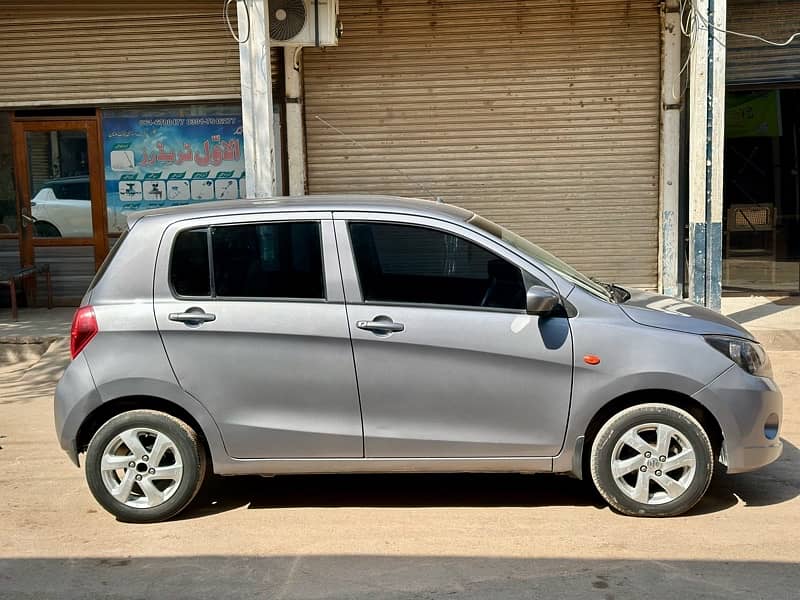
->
(525, 285), (560, 316)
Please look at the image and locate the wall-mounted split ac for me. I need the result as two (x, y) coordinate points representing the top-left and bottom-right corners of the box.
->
(268, 0), (341, 47)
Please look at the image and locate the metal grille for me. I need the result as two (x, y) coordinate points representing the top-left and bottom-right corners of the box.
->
(728, 204), (774, 231)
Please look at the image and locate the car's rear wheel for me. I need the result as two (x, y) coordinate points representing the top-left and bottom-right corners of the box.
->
(589, 403), (713, 517)
(33, 221), (61, 237)
(85, 410), (206, 523)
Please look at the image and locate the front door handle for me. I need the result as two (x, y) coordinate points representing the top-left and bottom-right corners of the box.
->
(169, 309), (216, 324)
(356, 318), (405, 333)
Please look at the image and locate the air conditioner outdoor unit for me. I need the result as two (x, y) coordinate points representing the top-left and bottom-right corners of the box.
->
(268, 0), (340, 47)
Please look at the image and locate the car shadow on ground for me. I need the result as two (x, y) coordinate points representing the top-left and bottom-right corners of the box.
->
(182, 471), (603, 520)
(1, 556), (797, 598)
(690, 437), (800, 515)
(178, 438), (800, 521)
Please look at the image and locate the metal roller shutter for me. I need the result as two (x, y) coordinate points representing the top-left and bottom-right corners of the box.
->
(727, 0), (800, 86)
(0, 1), (243, 106)
(304, 0), (661, 288)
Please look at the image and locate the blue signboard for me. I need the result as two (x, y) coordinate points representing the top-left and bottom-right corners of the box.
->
(103, 114), (246, 232)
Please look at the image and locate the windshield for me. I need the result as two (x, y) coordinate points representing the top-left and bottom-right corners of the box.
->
(468, 214), (611, 300)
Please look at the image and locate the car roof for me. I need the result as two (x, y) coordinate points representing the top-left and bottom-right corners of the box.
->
(127, 194), (474, 227)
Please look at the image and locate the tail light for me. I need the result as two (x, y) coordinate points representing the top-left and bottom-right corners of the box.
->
(70, 306), (98, 359)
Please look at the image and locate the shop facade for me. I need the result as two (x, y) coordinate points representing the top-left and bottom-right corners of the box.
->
(1, 0), (796, 309)
(0, 0), (669, 307)
(723, 0), (800, 293)
(0, 0), (285, 305)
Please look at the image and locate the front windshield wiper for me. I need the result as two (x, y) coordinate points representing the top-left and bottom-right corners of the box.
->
(609, 283), (631, 303)
(592, 279), (631, 303)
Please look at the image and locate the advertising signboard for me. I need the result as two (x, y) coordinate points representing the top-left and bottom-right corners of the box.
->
(103, 113), (246, 232)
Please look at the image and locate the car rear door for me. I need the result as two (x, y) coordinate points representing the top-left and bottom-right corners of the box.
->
(335, 213), (574, 458)
(153, 212), (364, 459)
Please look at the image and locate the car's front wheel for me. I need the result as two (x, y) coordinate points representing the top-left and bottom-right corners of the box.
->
(589, 403), (714, 517)
(85, 410), (206, 523)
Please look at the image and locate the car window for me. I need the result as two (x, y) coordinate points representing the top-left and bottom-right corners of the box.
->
(47, 180), (90, 200)
(64, 181), (91, 200)
(211, 221), (324, 299)
(171, 228), (211, 297)
(349, 222), (526, 310)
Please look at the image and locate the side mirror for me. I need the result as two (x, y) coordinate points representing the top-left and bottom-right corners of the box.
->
(526, 285), (560, 316)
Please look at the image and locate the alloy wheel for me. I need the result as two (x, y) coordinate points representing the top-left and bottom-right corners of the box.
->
(99, 427), (184, 509)
(609, 422), (697, 505)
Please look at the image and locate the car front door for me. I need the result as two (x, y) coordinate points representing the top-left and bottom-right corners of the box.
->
(335, 213), (574, 458)
(153, 212), (364, 459)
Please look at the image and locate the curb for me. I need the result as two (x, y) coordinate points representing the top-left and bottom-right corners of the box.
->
(0, 335), (64, 345)
(0, 338), (57, 366)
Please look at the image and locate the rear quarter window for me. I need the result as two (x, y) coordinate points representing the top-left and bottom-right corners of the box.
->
(170, 228), (211, 297)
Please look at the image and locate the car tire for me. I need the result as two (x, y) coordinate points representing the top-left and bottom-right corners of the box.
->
(85, 410), (206, 523)
(589, 403), (714, 517)
(33, 221), (61, 237)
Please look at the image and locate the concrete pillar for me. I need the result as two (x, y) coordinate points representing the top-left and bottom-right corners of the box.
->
(688, 0), (726, 309)
(285, 48), (308, 196)
(659, 0), (682, 298)
(238, 0), (275, 198)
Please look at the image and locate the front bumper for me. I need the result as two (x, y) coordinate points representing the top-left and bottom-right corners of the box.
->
(693, 364), (783, 474)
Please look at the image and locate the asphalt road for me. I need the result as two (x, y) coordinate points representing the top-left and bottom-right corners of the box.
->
(1, 340), (798, 599)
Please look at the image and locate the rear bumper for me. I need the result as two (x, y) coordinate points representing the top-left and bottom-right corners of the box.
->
(54, 353), (102, 467)
(693, 365), (783, 474)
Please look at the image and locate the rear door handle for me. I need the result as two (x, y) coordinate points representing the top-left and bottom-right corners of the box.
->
(169, 309), (216, 324)
(356, 319), (404, 333)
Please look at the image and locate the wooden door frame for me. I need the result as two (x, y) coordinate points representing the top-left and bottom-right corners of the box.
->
(11, 116), (108, 271)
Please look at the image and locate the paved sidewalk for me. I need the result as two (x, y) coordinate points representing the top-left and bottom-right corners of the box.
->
(0, 308), (73, 365)
(722, 295), (800, 351)
(0, 307), (73, 342)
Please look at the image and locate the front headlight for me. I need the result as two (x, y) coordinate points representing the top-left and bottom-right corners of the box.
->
(705, 336), (772, 378)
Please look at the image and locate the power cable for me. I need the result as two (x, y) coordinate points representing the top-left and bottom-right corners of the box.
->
(225, 0), (250, 44)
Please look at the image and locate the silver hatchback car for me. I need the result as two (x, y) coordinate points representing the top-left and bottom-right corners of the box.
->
(55, 196), (783, 522)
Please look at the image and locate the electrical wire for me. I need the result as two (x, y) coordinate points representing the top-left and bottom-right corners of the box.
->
(673, 0), (800, 100)
(681, 0), (800, 49)
(671, 0), (700, 101)
(691, 1), (800, 48)
(225, 0), (250, 44)
(313, 114), (441, 202)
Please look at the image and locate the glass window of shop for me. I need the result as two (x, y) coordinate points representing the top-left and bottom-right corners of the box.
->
(723, 90), (800, 294)
(102, 105), (246, 234)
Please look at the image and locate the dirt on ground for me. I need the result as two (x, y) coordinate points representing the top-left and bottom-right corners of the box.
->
(1, 340), (798, 599)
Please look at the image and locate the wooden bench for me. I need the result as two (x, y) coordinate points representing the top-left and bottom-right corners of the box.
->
(1, 264), (52, 320)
